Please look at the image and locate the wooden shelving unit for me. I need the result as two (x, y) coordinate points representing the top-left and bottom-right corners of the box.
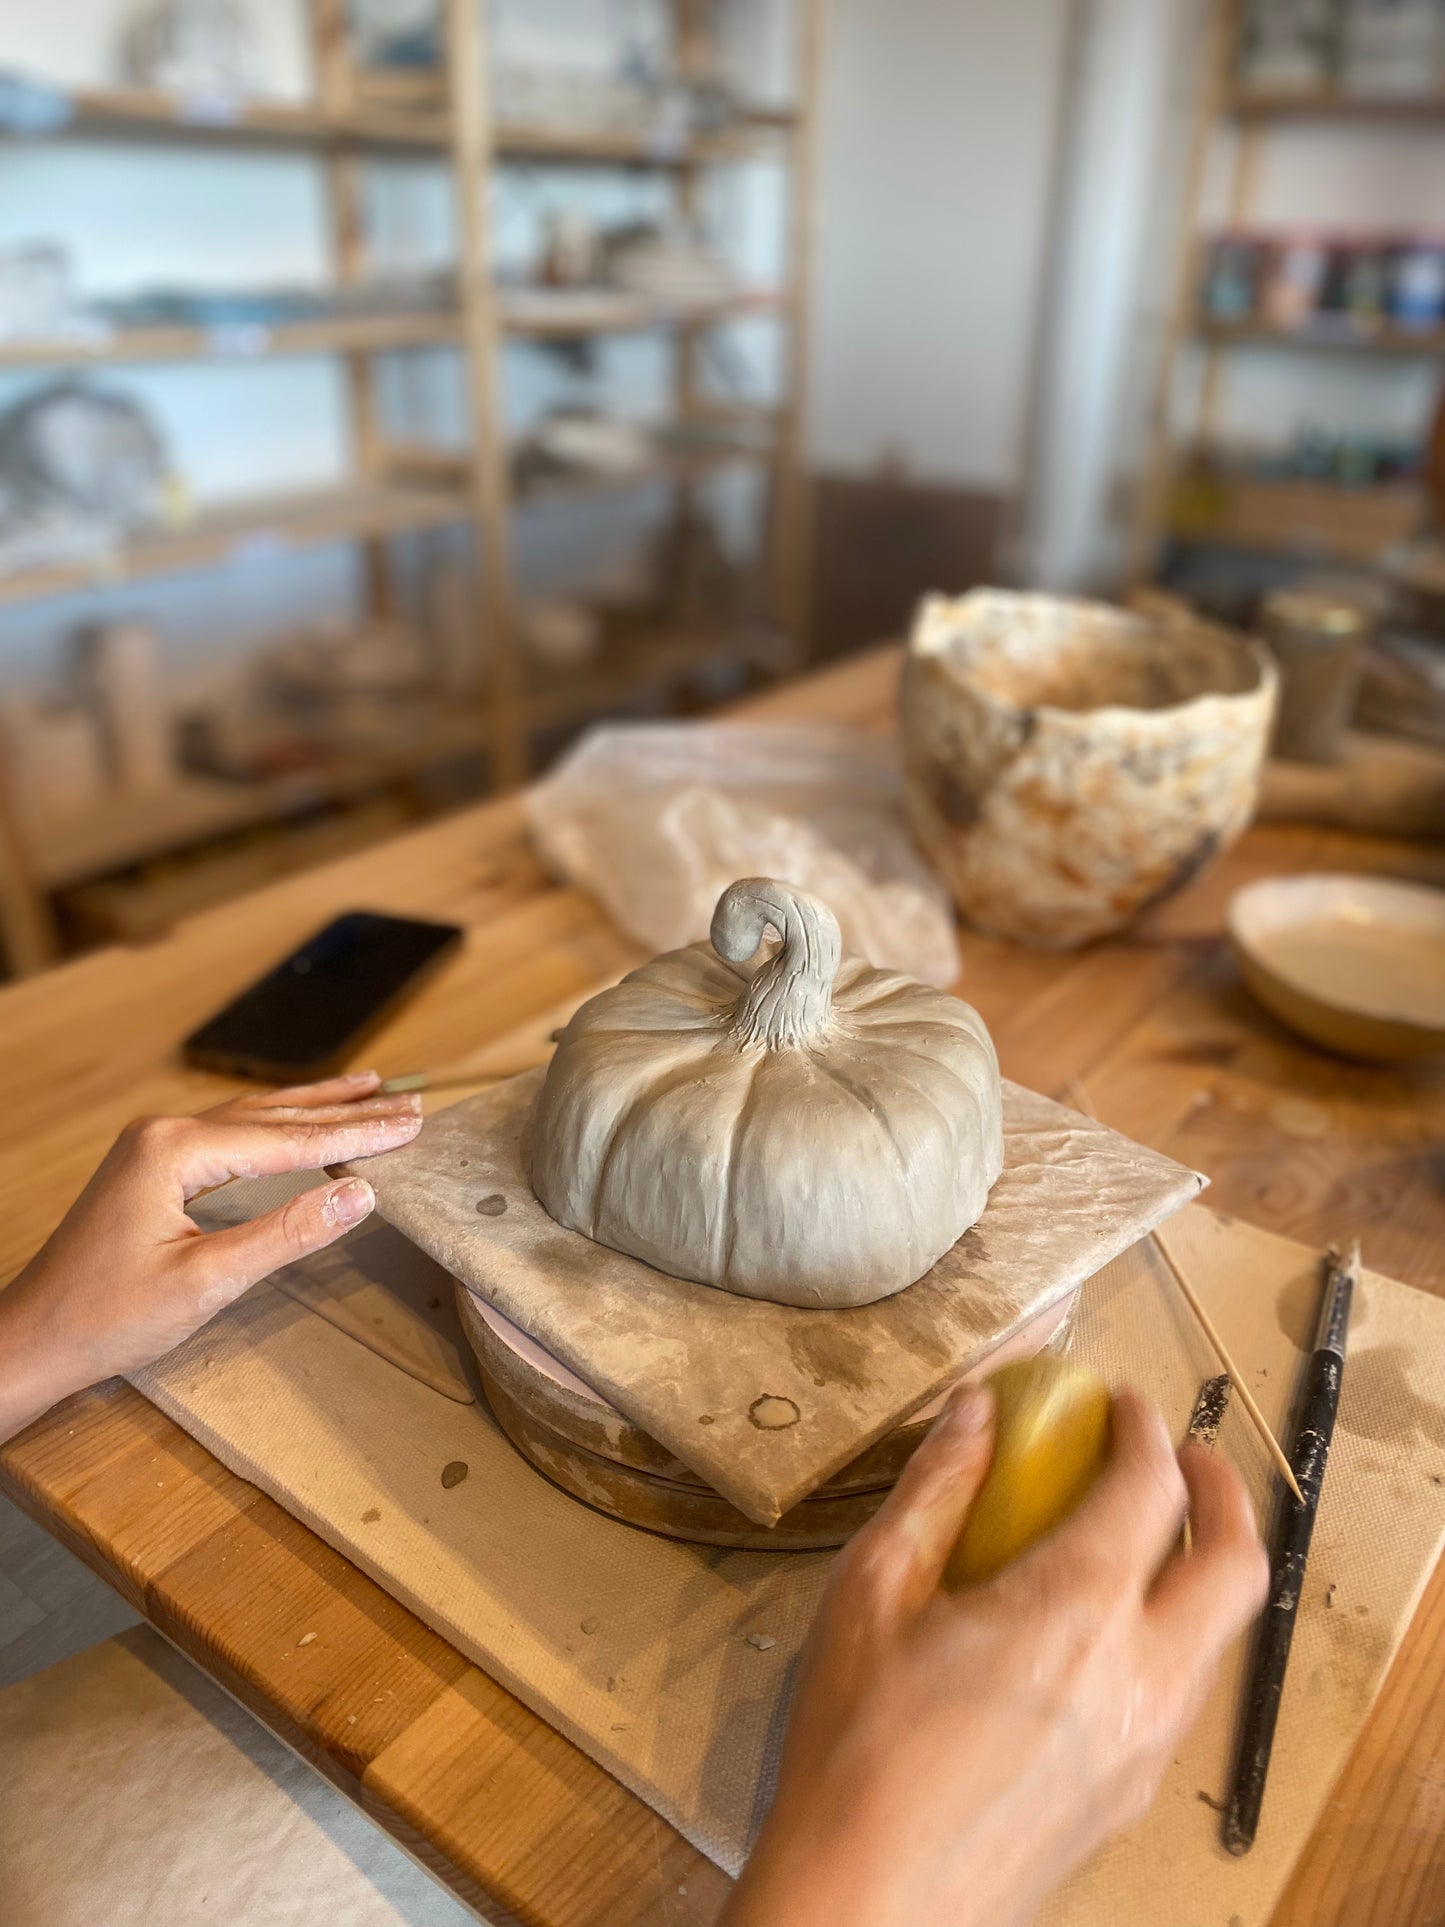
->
(0, 0), (825, 973)
(1131, 0), (1442, 581)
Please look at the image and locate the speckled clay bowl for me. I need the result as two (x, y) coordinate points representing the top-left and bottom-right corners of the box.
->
(901, 590), (1277, 949)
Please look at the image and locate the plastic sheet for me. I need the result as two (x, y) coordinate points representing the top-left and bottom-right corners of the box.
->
(526, 721), (961, 987)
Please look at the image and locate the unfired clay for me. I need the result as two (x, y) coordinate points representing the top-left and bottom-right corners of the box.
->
(528, 876), (1004, 1308)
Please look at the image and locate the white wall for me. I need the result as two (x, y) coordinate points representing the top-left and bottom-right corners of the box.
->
(1018, 0), (1202, 590)
(808, 0), (1071, 490)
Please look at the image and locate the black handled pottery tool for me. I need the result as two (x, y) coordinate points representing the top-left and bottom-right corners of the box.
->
(1223, 1240), (1361, 1856)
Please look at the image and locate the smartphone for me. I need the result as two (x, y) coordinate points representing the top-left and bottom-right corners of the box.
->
(183, 910), (464, 1082)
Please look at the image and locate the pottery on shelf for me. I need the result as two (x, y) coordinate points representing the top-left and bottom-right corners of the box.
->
(527, 876), (1003, 1309)
(900, 590), (1277, 949)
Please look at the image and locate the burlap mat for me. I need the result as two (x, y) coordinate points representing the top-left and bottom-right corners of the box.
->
(131, 1203), (1445, 1921)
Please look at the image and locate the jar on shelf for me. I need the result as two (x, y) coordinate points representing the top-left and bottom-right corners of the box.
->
(1259, 590), (1372, 764)
(1262, 233), (1329, 330)
(1390, 237), (1445, 333)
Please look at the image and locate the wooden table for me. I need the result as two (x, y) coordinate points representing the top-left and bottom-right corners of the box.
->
(3, 647), (1443, 1927)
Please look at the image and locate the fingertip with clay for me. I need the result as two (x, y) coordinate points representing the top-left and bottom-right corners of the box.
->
(322, 1178), (375, 1229)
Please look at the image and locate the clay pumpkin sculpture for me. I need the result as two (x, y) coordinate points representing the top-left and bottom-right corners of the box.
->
(528, 877), (1003, 1308)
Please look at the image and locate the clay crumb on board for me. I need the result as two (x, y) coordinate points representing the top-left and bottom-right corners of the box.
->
(361, 1507), (381, 1524)
(746, 1632), (777, 1651)
(441, 1460), (469, 1489)
(476, 1194), (508, 1217)
(1325, 1584), (1337, 1609)
(297, 1632), (318, 1647)
(581, 1617), (599, 1635)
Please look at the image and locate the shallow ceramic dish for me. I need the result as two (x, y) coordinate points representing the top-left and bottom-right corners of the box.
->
(1228, 873), (1445, 1061)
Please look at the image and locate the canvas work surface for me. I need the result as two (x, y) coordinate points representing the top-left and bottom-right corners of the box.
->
(129, 1201), (1445, 1914)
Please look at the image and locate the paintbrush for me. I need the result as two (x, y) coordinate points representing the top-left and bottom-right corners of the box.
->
(1223, 1239), (1360, 1856)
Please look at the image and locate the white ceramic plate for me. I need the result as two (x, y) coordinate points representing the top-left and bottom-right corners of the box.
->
(1228, 873), (1445, 1060)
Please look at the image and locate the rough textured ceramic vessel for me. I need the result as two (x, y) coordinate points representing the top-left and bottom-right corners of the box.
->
(901, 591), (1277, 949)
(528, 876), (1003, 1308)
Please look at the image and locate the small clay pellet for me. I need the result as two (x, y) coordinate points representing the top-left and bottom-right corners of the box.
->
(441, 1460), (469, 1489)
(476, 1194), (507, 1217)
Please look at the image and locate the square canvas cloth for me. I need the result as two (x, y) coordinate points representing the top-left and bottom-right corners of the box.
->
(347, 1070), (1202, 1524)
(132, 1202), (1445, 1921)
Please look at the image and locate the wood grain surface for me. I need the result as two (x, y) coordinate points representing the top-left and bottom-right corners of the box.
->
(2, 645), (1443, 1926)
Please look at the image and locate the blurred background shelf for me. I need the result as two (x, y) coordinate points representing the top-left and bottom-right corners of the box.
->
(1168, 473), (1423, 564)
(1133, 0), (1445, 599)
(1197, 318), (1445, 356)
(0, 0), (823, 973)
(1229, 87), (1445, 121)
(0, 312), (464, 367)
(28, 621), (782, 896)
(55, 80), (448, 147)
(39, 83), (795, 164)
(0, 481), (471, 607)
(498, 288), (786, 338)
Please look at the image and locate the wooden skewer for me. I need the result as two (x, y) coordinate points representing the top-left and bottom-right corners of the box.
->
(1063, 1076), (1305, 1505)
(380, 1055), (552, 1096)
(1150, 1229), (1304, 1504)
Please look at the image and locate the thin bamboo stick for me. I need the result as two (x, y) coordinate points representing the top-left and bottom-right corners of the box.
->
(1065, 1076), (1305, 1503)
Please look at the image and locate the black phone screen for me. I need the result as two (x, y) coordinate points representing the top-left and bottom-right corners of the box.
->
(182, 911), (464, 1081)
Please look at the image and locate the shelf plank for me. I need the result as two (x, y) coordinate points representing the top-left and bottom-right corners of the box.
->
(1169, 474), (1424, 565)
(0, 481), (469, 609)
(21, 84), (791, 165)
(493, 117), (792, 164)
(521, 624), (792, 732)
(31, 708), (493, 891)
(0, 312), (462, 369)
(1230, 87), (1445, 122)
(499, 287), (785, 338)
(26, 626), (783, 888)
(59, 83), (448, 149)
(1197, 317), (1445, 356)
(0, 296), (789, 370)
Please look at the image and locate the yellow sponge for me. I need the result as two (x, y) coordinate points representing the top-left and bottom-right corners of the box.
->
(943, 1356), (1112, 1589)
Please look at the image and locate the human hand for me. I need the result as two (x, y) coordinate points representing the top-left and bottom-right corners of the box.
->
(724, 1383), (1267, 1927)
(0, 1073), (423, 1444)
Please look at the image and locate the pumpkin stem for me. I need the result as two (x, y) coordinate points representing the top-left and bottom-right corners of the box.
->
(710, 878), (842, 1049)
